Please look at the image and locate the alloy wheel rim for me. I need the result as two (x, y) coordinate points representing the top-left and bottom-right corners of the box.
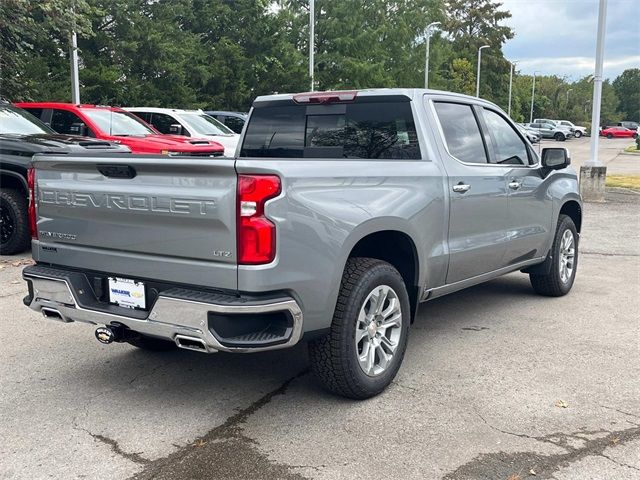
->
(355, 285), (402, 377)
(559, 229), (575, 283)
(0, 200), (15, 245)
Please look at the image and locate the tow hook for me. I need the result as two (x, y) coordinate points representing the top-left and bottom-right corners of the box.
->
(95, 324), (125, 344)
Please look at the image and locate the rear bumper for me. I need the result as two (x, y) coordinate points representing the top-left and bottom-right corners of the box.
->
(22, 265), (303, 353)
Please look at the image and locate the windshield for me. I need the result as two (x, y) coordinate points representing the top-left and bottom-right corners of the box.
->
(181, 113), (234, 136)
(83, 109), (156, 136)
(0, 105), (55, 135)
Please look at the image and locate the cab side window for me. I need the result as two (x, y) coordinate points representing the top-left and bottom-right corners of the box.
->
(50, 109), (92, 136)
(148, 113), (174, 134)
(434, 102), (488, 164)
(482, 109), (529, 165)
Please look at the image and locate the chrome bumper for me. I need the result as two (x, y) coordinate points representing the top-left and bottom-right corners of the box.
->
(23, 266), (303, 353)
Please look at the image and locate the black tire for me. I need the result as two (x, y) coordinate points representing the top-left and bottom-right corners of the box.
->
(126, 334), (178, 351)
(554, 132), (565, 141)
(633, 133), (638, 139)
(0, 188), (30, 256)
(575, 131), (583, 138)
(308, 257), (410, 399)
(606, 133), (613, 139)
(530, 215), (578, 297)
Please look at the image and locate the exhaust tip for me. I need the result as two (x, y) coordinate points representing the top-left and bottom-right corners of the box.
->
(42, 308), (70, 323)
(175, 335), (210, 353)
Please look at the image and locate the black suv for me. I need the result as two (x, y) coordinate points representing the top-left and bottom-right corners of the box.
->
(0, 103), (130, 255)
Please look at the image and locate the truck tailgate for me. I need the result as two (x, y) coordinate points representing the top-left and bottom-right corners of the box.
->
(32, 155), (238, 290)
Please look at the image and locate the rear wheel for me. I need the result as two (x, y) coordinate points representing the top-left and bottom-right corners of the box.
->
(0, 188), (30, 256)
(308, 258), (410, 399)
(530, 214), (578, 297)
(554, 132), (565, 141)
(126, 334), (177, 351)
(633, 133), (638, 139)
(606, 133), (613, 139)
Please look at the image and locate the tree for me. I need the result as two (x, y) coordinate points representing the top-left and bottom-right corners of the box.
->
(0, 0), (96, 101)
(450, 58), (474, 95)
(613, 68), (640, 122)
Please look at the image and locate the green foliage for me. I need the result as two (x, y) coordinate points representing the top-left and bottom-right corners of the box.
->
(613, 68), (640, 122)
(0, 0), (636, 124)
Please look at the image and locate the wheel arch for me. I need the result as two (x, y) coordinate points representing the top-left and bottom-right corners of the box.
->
(0, 169), (28, 196)
(343, 225), (421, 322)
(559, 199), (582, 233)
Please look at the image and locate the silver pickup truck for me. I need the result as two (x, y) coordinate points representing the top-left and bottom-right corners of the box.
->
(22, 89), (582, 399)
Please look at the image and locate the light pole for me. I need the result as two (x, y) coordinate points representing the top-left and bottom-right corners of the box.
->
(566, 88), (573, 104)
(508, 60), (517, 117)
(529, 71), (539, 123)
(309, 0), (315, 91)
(586, 0), (608, 168)
(69, 3), (80, 103)
(424, 21), (441, 89)
(476, 45), (489, 97)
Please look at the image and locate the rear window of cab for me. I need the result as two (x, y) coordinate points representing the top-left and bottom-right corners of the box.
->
(240, 101), (421, 159)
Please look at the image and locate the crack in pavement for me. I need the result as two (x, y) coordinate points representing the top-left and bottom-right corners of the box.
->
(441, 413), (640, 479)
(580, 251), (640, 258)
(130, 369), (312, 480)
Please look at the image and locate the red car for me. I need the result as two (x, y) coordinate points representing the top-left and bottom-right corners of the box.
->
(15, 102), (225, 156)
(600, 126), (638, 139)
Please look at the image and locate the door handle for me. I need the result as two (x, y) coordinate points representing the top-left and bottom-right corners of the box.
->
(452, 183), (471, 193)
(508, 180), (522, 190)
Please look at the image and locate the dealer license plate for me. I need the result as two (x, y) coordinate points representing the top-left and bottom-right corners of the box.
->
(108, 277), (146, 309)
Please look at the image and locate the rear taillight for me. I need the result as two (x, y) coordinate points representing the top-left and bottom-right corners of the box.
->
(27, 167), (38, 239)
(237, 175), (281, 265)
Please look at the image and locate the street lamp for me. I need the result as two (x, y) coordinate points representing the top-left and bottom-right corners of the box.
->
(309, 0), (315, 91)
(476, 45), (490, 97)
(529, 71), (540, 123)
(424, 21), (441, 89)
(508, 60), (518, 117)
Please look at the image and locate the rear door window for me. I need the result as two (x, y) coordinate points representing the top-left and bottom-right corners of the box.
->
(50, 109), (92, 136)
(240, 101), (421, 159)
(433, 102), (488, 164)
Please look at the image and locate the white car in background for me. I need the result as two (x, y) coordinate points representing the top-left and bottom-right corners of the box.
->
(556, 120), (587, 138)
(125, 107), (239, 156)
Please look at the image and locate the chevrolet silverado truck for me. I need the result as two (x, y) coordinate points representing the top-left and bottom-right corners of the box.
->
(22, 89), (582, 399)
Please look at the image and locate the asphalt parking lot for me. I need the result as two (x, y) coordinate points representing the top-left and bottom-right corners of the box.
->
(1, 137), (639, 480)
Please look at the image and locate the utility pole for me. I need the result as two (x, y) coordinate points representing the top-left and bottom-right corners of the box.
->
(309, 0), (315, 91)
(508, 60), (517, 117)
(476, 45), (489, 97)
(424, 22), (440, 89)
(69, 4), (80, 104)
(581, 0), (608, 202)
(529, 71), (538, 123)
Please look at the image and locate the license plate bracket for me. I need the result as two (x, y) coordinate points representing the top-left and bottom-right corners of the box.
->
(108, 277), (146, 310)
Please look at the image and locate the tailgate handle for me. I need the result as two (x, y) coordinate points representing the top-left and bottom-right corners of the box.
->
(97, 164), (136, 179)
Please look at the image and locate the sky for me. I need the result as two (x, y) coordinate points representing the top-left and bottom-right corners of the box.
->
(500, 0), (639, 80)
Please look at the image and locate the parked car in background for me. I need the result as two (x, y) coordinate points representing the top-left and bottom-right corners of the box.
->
(613, 121), (639, 131)
(556, 120), (587, 138)
(204, 111), (247, 134)
(600, 126), (638, 139)
(0, 102), (129, 255)
(23, 88), (582, 399)
(517, 123), (541, 143)
(126, 108), (239, 157)
(16, 103), (224, 156)
(526, 122), (574, 141)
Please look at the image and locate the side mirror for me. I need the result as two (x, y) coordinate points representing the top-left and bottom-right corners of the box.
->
(169, 123), (183, 135)
(542, 147), (570, 169)
(69, 122), (87, 136)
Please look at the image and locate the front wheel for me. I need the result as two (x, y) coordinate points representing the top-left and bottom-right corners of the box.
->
(633, 133), (638, 139)
(575, 131), (583, 138)
(308, 258), (410, 399)
(530, 215), (578, 296)
(606, 133), (613, 139)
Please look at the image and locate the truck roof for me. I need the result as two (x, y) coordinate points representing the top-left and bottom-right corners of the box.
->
(253, 88), (500, 109)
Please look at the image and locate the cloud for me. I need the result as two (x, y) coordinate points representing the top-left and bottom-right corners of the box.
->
(500, 0), (639, 79)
